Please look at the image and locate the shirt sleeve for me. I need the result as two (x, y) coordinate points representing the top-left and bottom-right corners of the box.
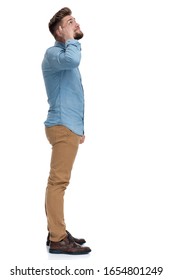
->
(47, 39), (81, 71)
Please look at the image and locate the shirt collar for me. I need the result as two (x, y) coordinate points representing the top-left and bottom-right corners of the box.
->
(54, 41), (65, 48)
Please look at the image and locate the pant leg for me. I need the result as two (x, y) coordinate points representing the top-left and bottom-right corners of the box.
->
(45, 125), (80, 242)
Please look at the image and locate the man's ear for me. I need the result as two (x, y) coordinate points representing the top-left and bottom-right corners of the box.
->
(55, 27), (61, 38)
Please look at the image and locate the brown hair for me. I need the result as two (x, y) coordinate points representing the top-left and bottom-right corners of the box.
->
(48, 7), (72, 38)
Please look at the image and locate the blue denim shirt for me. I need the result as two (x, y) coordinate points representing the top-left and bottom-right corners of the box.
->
(42, 39), (84, 136)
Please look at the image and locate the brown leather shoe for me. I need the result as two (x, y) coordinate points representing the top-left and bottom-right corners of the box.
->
(46, 230), (86, 246)
(49, 235), (91, 255)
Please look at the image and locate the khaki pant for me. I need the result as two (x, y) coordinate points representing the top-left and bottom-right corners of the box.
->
(45, 125), (80, 242)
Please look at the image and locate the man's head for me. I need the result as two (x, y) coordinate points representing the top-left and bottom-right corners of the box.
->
(48, 7), (83, 41)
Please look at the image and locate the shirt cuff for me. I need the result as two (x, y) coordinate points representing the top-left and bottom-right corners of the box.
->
(65, 39), (81, 48)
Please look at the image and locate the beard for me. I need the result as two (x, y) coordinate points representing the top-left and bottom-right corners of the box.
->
(74, 30), (84, 40)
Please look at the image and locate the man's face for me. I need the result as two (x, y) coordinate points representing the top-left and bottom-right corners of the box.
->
(61, 15), (84, 40)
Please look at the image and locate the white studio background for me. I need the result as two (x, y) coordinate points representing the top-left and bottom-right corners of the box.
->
(0, 0), (173, 279)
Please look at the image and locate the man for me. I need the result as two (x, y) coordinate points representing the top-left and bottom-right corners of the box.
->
(41, 7), (91, 255)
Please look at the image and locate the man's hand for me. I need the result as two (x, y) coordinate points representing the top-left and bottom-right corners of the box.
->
(58, 23), (74, 41)
(80, 135), (85, 144)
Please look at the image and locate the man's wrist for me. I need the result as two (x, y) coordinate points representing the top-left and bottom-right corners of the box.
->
(64, 36), (74, 41)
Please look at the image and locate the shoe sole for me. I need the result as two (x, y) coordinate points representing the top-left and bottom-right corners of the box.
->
(49, 249), (91, 255)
